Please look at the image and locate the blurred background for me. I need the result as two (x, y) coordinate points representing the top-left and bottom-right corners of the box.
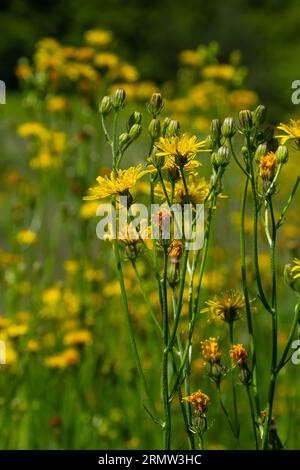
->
(1, 0), (300, 118)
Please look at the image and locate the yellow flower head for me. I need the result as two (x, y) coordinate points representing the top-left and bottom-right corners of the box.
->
(45, 348), (79, 369)
(16, 230), (37, 246)
(46, 96), (69, 113)
(277, 119), (300, 144)
(202, 290), (245, 323)
(84, 29), (112, 47)
(63, 329), (92, 346)
(201, 337), (222, 364)
(83, 165), (148, 201)
(155, 134), (207, 169)
(230, 344), (248, 368)
(291, 258), (300, 281)
(259, 152), (277, 181)
(183, 390), (210, 417)
(155, 175), (210, 206)
(7, 324), (28, 338)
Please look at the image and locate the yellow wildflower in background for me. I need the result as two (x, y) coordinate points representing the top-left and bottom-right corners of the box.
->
(201, 337), (222, 364)
(203, 290), (245, 323)
(63, 329), (92, 346)
(46, 96), (70, 113)
(229, 344), (248, 368)
(7, 324), (28, 338)
(277, 119), (300, 144)
(16, 230), (37, 246)
(45, 348), (80, 369)
(155, 134), (207, 169)
(83, 165), (149, 200)
(17, 122), (47, 139)
(84, 29), (112, 47)
(79, 201), (100, 219)
(183, 390), (210, 417)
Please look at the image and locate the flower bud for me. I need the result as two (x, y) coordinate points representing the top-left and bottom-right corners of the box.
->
(253, 105), (267, 126)
(161, 117), (171, 136)
(148, 118), (161, 139)
(275, 145), (288, 164)
(221, 117), (236, 138)
(165, 119), (180, 137)
(238, 366), (252, 386)
(119, 132), (130, 149)
(112, 88), (126, 110)
(239, 109), (253, 132)
(99, 96), (112, 116)
(241, 146), (248, 158)
(147, 93), (164, 117)
(283, 264), (294, 286)
(211, 146), (230, 168)
(255, 143), (268, 162)
(129, 123), (142, 140)
(128, 111), (142, 130)
(210, 119), (222, 143)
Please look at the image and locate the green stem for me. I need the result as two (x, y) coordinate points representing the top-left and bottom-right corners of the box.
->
(229, 323), (240, 440)
(162, 246), (171, 449)
(246, 385), (259, 449)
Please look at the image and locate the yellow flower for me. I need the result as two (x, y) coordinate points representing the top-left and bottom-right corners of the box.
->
(277, 119), (300, 144)
(259, 152), (277, 180)
(46, 96), (69, 113)
(230, 344), (248, 368)
(94, 52), (119, 68)
(202, 64), (235, 81)
(291, 258), (300, 280)
(16, 230), (37, 246)
(28, 339), (40, 353)
(84, 29), (112, 46)
(183, 390), (210, 417)
(63, 260), (79, 276)
(179, 49), (200, 67)
(63, 329), (92, 346)
(155, 134), (207, 169)
(202, 290), (245, 323)
(201, 337), (222, 364)
(7, 324), (28, 338)
(79, 201), (99, 219)
(83, 165), (149, 200)
(155, 175), (210, 205)
(17, 122), (47, 140)
(42, 286), (61, 305)
(45, 348), (79, 369)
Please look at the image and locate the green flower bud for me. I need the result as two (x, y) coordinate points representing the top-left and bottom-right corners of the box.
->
(211, 146), (230, 168)
(283, 264), (294, 286)
(255, 143), (268, 162)
(239, 109), (253, 132)
(165, 119), (180, 137)
(119, 132), (130, 149)
(147, 92), (164, 117)
(99, 96), (112, 116)
(253, 105), (267, 126)
(275, 145), (288, 164)
(129, 123), (142, 140)
(210, 119), (222, 144)
(238, 366), (252, 386)
(112, 88), (126, 110)
(148, 118), (161, 139)
(161, 117), (171, 136)
(221, 117), (236, 138)
(241, 146), (248, 158)
(127, 111), (142, 130)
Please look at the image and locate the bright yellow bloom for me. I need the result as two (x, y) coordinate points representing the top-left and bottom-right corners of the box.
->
(179, 49), (200, 67)
(94, 52), (119, 68)
(183, 390), (210, 417)
(16, 230), (37, 246)
(17, 122), (48, 139)
(201, 337), (222, 364)
(259, 152), (277, 180)
(203, 290), (245, 323)
(277, 119), (300, 144)
(155, 134), (207, 169)
(83, 165), (149, 200)
(202, 64), (235, 81)
(63, 260), (80, 276)
(230, 344), (248, 367)
(291, 258), (300, 280)
(42, 286), (61, 305)
(84, 29), (112, 46)
(63, 329), (92, 346)
(28, 339), (40, 353)
(155, 175), (210, 205)
(79, 201), (100, 219)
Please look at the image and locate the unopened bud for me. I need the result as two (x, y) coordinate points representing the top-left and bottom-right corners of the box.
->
(221, 117), (236, 138)
(253, 105), (267, 126)
(99, 96), (112, 116)
(147, 93), (164, 117)
(112, 88), (126, 110)
(128, 111), (142, 130)
(276, 145), (288, 164)
(239, 109), (253, 132)
(148, 118), (161, 139)
(129, 123), (142, 140)
(211, 146), (230, 168)
(166, 119), (180, 137)
(255, 143), (268, 162)
(210, 119), (222, 143)
(119, 132), (130, 148)
(238, 366), (252, 386)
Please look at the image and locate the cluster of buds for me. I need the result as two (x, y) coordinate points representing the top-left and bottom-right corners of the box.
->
(229, 343), (252, 385)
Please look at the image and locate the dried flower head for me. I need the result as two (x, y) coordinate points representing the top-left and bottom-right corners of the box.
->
(230, 344), (248, 368)
(201, 337), (222, 364)
(183, 390), (210, 417)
